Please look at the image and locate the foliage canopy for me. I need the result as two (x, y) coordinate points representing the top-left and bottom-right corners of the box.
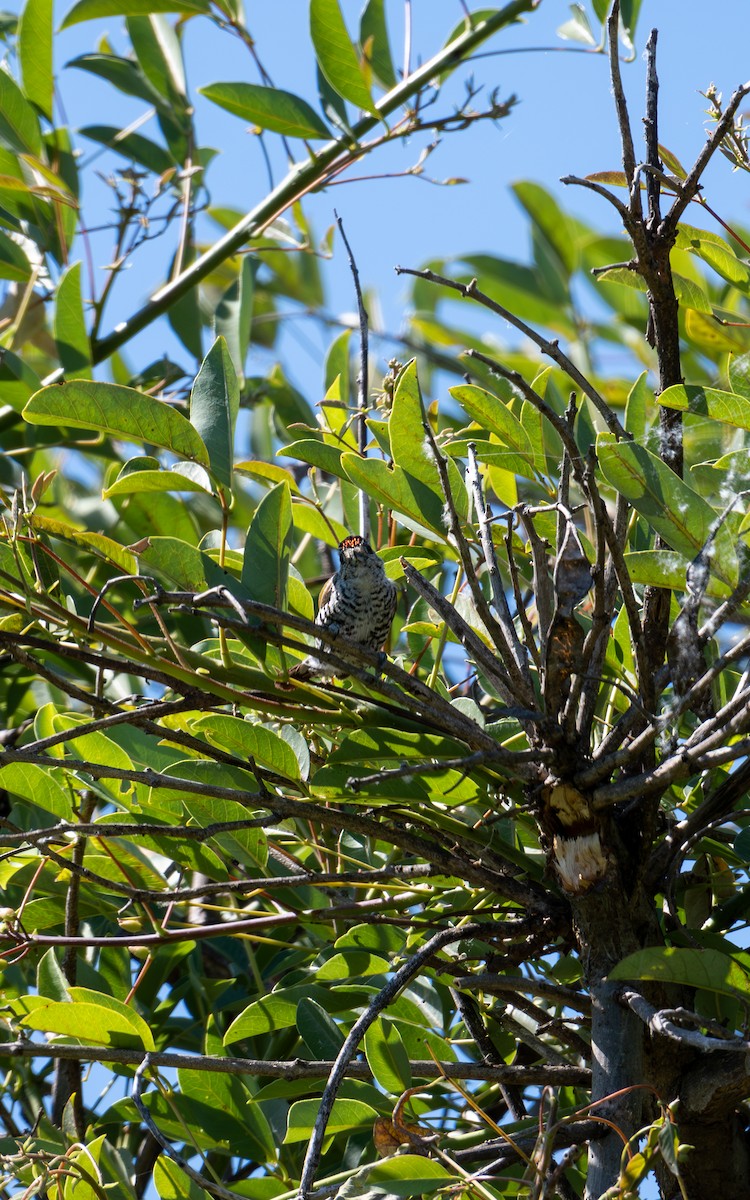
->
(2, 2), (750, 1199)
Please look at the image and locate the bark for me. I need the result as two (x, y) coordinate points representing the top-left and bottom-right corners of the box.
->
(571, 881), (644, 1200)
(677, 1113), (750, 1200)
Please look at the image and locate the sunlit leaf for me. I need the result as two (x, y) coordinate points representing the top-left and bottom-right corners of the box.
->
(0, 64), (42, 155)
(284, 1098), (379, 1143)
(190, 335), (239, 493)
(610, 946), (750, 998)
(193, 713), (301, 780)
(310, 0), (377, 115)
(53, 262), (91, 380)
(365, 1017), (411, 1094)
(18, 0), (53, 119)
(199, 82), (331, 139)
(24, 381), (210, 465)
(359, 0), (397, 89)
(61, 0), (209, 29)
(597, 433), (736, 581)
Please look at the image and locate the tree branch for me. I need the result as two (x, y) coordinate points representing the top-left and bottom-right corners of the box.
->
(396, 268), (626, 439)
(0, 1040), (589, 1086)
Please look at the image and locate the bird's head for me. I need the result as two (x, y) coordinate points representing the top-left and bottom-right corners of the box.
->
(337, 535), (374, 565)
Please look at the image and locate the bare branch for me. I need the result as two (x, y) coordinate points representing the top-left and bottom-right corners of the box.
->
(643, 29), (662, 231)
(132, 1056), (243, 1200)
(334, 210), (370, 541)
(455, 971), (591, 1013)
(0, 1040), (590, 1086)
(401, 559), (546, 718)
(420, 407), (535, 703)
(297, 924), (487, 1199)
(395, 267), (627, 439)
(467, 441), (532, 685)
(661, 78), (750, 238)
(620, 988), (749, 1053)
(606, 0), (639, 209)
(560, 174), (632, 225)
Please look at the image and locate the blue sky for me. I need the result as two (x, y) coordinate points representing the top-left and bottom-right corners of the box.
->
(14, 1), (750, 390)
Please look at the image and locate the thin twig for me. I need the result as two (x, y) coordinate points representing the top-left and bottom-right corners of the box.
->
(402, 560), (525, 709)
(132, 1055), (244, 1200)
(643, 29), (661, 232)
(467, 442), (531, 686)
(334, 210), (370, 541)
(661, 78), (750, 239)
(421, 407), (534, 701)
(297, 924), (486, 1199)
(395, 269), (626, 440)
(607, 0), (639, 210)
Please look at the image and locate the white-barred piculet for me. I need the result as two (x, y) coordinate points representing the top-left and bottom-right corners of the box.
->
(288, 535), (397, 681)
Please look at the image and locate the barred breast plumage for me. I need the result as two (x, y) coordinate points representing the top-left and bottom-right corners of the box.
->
(288, 535), (397, 681)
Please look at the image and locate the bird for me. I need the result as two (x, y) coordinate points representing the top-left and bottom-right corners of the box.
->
(287, 535), (397, 682)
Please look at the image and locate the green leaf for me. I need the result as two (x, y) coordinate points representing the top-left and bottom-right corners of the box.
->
(624, 371), (650, 440)
(450, 383), (535, 464)
(284, 1097), (378, 1143)
(342, 454), (446, 538)
(53, 262), (91, 380)
(69, 51), (165, 107)
(215, 256), (255, 381)
(61, 0), (210, 29)
(512, 181), (577, 274)
(366, 1155), (457, 1195)
(240, 481), (293, 611)
(672, 272), (712, 314)
(359, 0), (397, 89)
(0, 347), (40, 410)
(324, 328), (351, 401)
(316, 950), (390, 980)
(18, 0), (53, 119)
(190, 335), (239, 493)
(154, 1157), (207, 1200)
(224, 983), (361, 1042)
(0, 762), (72, 818)
(0, 229), (31, 283)
(597, 433), (736, 581)
(135, 538), (208, 590)
(53, 715), (134, 773)
(193, 713), (301, 780)
(729, 351), (750, 401)
(624, 550), (728, 598)
(296, 996), (345, 1058)
(103, 459), (212, 499)
(24, 381), (210, 465)
(147, 759), (259, 811)
(0, 64), (42, 155)
(199, 82), (331, 139)
(181, 794), (268, 870)
(37, 948), (70, 1001)
(80, 124), (174, 175)
(310, 0), (377, 115)
(364, 1017), (412, 1094)
(14, 994), (155, 1048)
(127, 14), (186, 102)
(659, 383), (750, 432)
(610, 947), (750, 999)
(390, 361), (468, 516)
(279, 439), (345, 476)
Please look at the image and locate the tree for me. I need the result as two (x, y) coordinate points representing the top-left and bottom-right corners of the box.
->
(2, 0), (750, 1196)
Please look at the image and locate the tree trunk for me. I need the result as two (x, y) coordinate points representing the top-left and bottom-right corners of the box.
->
(571, 878), (644, 1199)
